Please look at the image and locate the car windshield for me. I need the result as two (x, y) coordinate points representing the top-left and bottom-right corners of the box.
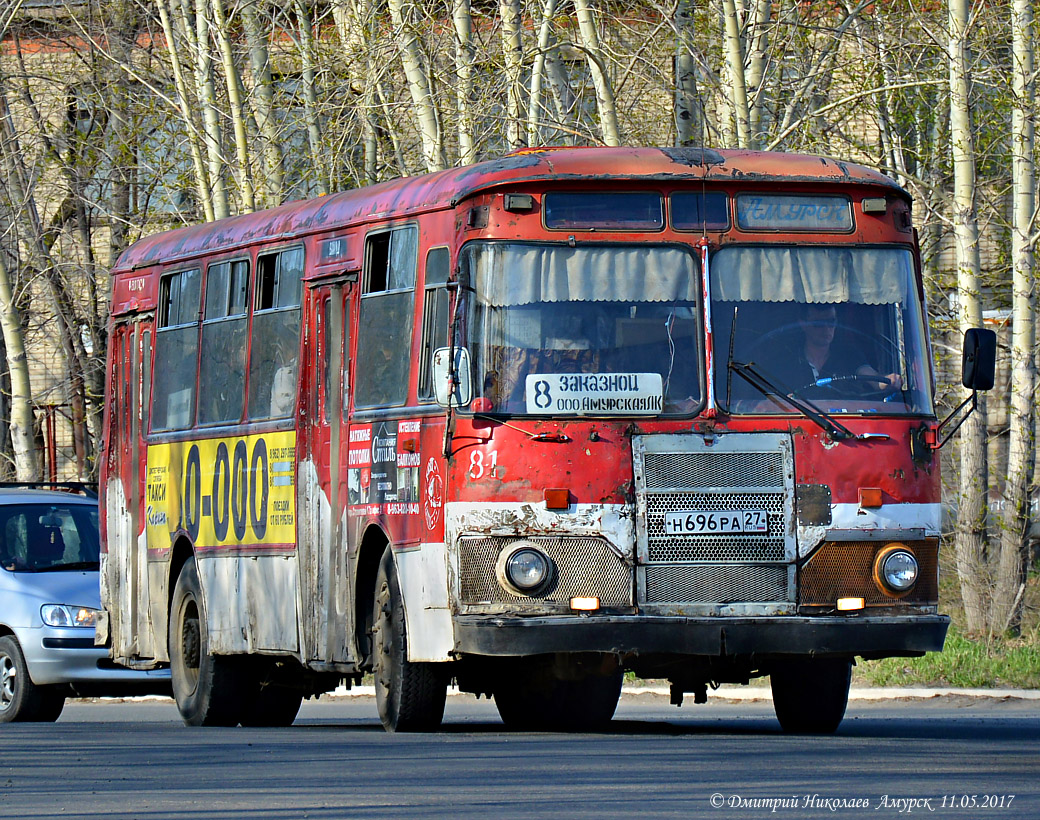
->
(0, 502), (100, 572)
(710, 246), (934, 416)
(461, 242), (703, 416)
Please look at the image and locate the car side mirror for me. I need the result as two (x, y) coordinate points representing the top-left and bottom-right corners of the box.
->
(962, 327), (996, 391)
(433, 347), (472, 407)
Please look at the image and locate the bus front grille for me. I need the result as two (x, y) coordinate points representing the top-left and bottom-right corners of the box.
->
(633, 433), (796, 606)
(645, 564), (788, 604)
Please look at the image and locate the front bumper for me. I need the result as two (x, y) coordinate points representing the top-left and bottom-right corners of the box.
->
(453, 614), (949, 659)
(17, 626), (171, 691)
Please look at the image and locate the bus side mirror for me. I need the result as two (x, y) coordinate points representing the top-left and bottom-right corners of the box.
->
(962, 327), (996, 391)
(433, 347), (472, 407)
(923, 326), (999, 456)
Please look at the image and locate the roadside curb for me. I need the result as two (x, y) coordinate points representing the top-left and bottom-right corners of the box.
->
(320, 684), (1040, 701)
(619, 685), (1040, 701)
(76, 685), (1040, 706)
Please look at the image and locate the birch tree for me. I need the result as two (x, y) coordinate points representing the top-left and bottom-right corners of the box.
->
(572, 0), (620, 146)
(0, 250), (37, 480)
(241, 0), (283, 203)
(948, 0), (988, 633)
(212, 0), (255, 210)
(387, 0), (446, 172)
(453, 0), (477, 164)
(499, 0), (526, 150)
(0, 65), (37, 479)
(155, 0), (216, 221)
(673, 0), (702, 146)
(185, 0), (231, 218)
(994, 0), (1035, 635)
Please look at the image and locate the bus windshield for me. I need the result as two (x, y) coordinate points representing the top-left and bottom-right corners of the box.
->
(710, 246), (934, 416)
(462, 242), (703, 416)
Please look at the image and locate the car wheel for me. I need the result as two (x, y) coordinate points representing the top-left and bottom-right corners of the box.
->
(770, 657), (852, 734)
(168, 560), (245, 726)
(372, 550), (447, 732)
(0, 635), (66, 723)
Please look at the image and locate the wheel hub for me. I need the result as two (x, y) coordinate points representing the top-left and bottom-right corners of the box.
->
(0, 655), (15, 710)
(182, 614), (201, 673)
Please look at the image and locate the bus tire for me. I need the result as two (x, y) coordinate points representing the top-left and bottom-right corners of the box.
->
(494, 661), (622, 731)
(372, 550), (447, 732)
(770, 657), (852, 734)
(169, 560), (245, 727)
(0, 635), (65, 723)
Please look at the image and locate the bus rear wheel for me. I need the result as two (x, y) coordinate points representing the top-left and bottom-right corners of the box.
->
(770, 657), (852, 734)
(494, 658), (623, 731)
(372, 550), (447, 732)
(169, 560), (245, 726)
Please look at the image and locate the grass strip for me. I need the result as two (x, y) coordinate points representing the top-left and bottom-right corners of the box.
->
(856, 626), (1040, 689)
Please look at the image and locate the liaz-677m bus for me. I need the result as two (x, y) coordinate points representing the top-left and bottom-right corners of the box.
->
(99, 147), (994, 733)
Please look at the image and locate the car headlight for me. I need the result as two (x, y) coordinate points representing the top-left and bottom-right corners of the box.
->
(41, 604), (98, 628)
(496, 543), (554, 595)
(874, 546), (919, 594)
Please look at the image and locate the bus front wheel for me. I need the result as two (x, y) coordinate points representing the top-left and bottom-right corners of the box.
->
(169, 560), (245, 726)
(372, 550), (447, 732)
(770, 657), (852, 734)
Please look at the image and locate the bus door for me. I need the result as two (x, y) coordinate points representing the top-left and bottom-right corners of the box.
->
(107, 319), (154, 659)
(301, 283), (354, 664)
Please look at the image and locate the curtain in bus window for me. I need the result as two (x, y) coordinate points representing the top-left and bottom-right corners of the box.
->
(471, 244), (697, 306)
(710, 246), (909, 305)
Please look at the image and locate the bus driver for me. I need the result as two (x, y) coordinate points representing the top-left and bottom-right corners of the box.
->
(761, 303), (902, 396)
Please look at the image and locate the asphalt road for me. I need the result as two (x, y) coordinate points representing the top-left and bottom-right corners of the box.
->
(1, 693), (1037, 820)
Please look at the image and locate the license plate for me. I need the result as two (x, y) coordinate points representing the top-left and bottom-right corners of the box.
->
(663, 510), (769, 535)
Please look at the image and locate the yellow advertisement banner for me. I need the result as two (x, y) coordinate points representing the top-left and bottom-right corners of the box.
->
(146, 431), (297, 552)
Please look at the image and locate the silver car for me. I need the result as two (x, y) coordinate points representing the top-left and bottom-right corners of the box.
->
(0, 487), (170, 722)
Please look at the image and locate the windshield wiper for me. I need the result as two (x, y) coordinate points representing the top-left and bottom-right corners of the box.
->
(728, 359), (857, 441)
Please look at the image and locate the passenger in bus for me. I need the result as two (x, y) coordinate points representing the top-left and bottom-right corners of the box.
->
(269, 364), (296, 417)
(759, 303), (902, 396)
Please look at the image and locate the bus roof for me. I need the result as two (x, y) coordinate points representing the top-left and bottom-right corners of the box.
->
(112, 146), (905, 274)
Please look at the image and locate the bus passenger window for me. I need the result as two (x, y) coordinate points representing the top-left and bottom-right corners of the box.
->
(199, 259), (248, 425)
(355, 226), (418, 408)
(152, 268), (201, 431)
(248, 247), (303, 420)
(419, 247), (450, 402)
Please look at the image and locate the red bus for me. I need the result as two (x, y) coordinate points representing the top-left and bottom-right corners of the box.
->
(99, 147), (993, 733)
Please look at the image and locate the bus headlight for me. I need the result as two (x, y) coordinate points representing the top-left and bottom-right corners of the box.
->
(497, 543), (553, 595)
(874, 545), (919, 594)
